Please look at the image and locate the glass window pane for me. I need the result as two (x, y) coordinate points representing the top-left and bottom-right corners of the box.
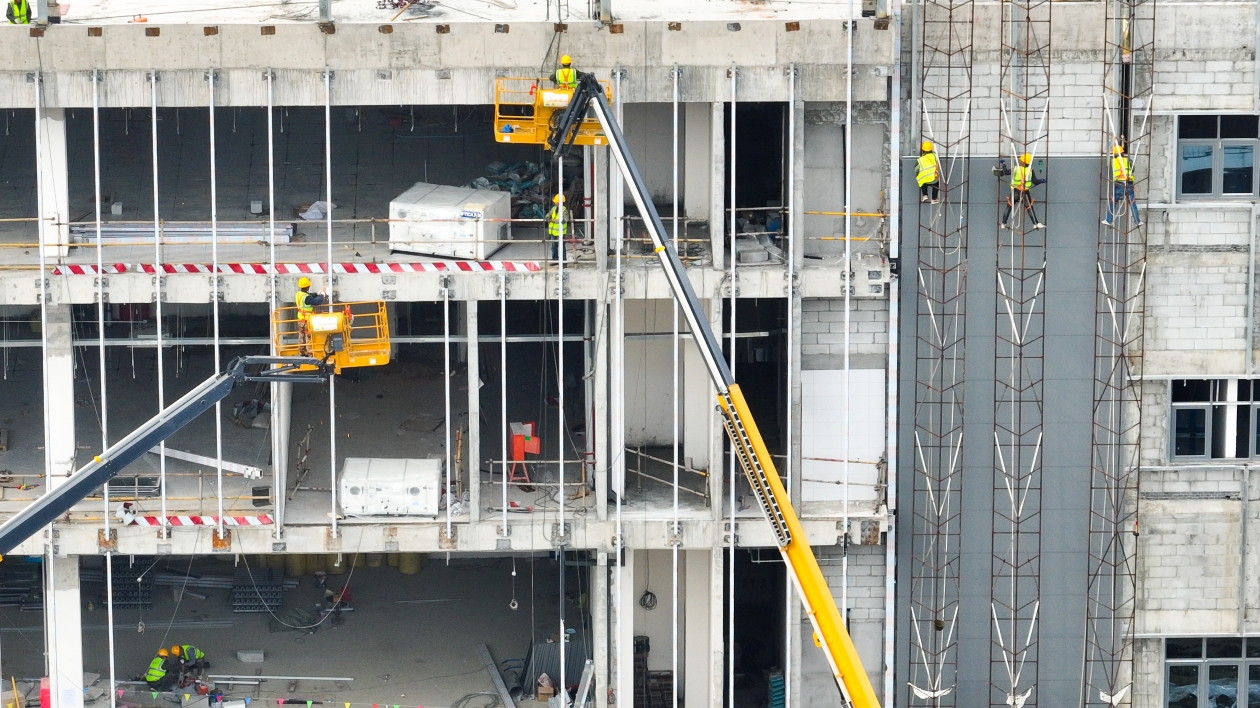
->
(1169, 638), (1206, 659)
(1174, 380), (1213, 403)
(1181, 115), (1220, 139)
(1209, 638), (1244, 658)
(1248, 665), (1260, 704)
(1221, 115), (1259, 139)
(1224, 144), (1256, 194)
(1214, 405), (1229, 458)
(1176, 408), (1209, 457)
(1237, 405), (1251, 458)
(1182, 144), (1215, 194)
(1169, 665), (1200, 708)
(1209, 664), (1239, 708)
(1248, 639), (1260, 658)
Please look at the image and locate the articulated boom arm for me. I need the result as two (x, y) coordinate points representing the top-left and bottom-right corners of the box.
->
(0, 356), (329, 555)
(550, 75), (880, 708)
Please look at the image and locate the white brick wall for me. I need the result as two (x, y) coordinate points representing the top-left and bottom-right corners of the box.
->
(1136, 497), (1241, 635)
(1144, 257), (1249, 353)
(801, 298), (888, 357)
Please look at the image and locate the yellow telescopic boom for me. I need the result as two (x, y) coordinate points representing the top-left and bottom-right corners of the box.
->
(543, 74), (881, 708)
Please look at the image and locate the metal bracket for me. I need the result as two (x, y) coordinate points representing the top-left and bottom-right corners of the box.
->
(261, 70), (277, 81)
(726, 66), (740, 79)
(439, 274), (454, 298)
(667, 523), (683, 547)
(203, 69), (218, 81)
(320, 70), (336, 80)
(552, 522), (571, 546)
(97, 528), (118, 553)
(384, 540), (399, 552)
(376, 69), (393, 80)
(553, 271), (570, 298)
(382, 289), (397, 300)
(610, 67), (627, 80)
(435, 69), (452, 80)
(498, 524), (512, 537)
(382, 275), (397, 285)
(212, 528), (232, 551)
(94, 276), (109, 289)
(670, 66), (683, 80)
(324, 526), (343, 550)
(148, 71), (160, 82)
(271, 541), (287, 552)
(496, 537), (512, 550)
(784, 65), (799, 78)
(439, 526), (458, 549)
(25, 72), (37, 84)
(499, 274), (511, 298)
(724, 521), (739, 546)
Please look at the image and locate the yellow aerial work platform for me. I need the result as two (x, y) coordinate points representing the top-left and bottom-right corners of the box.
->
(493, 78), (613, 146)
(272, 301), (391, 374)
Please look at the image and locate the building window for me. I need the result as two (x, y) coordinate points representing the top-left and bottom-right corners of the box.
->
(1170, 379), (1255, 459)
(1178, 115), (1260, 198)
(1165, 638), (1260, 708)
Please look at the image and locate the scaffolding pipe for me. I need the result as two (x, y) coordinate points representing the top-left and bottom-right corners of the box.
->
(883, 13), (901, 708)
(324, 67), (338, 539)
(209, 69), (226, 538)
(785, 62), (796, 708)
(267, 69), (283, 541)
(501, 271), (509, 537)
(91, 67), (118, 708)
(150, 70), (168, 537)
(843, 0), (854, 622)
(613, 64), (625, 708)
(557, 150), (567, 708)
(34, 68), (55, 688)
(444, 285), (453, 538)
(670, 61), (681, 708)
(727, 61), (737, 708)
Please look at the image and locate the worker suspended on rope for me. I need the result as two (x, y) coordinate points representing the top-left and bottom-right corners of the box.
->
(1103, 142), (1142, 228)
(996, 152), (1047, 230)
(917, 141), (941, 204)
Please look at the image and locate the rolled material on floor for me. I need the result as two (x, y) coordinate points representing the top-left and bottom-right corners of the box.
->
(285, 554), (306, 577)
(366, 553), (384, 568)
(327, 554), (347, 575)
(386, 553), (400, 568)
(398, 552), (426, 575)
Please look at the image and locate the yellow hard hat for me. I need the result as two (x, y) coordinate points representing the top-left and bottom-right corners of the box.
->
(921, 141), (934, 152)
(1113, 144), (1124, 155)
(157, 648), (169, 658)
(170, 645), (181, 656)
(553, 194), (564, 204)
(560, 54), (572, 66)
(1019, 153), (1032, 165)
(298, 276), (311, 289)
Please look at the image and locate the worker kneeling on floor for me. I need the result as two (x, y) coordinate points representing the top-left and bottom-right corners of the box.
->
(172, 644), (208, 671)
(144, 648), (177, 691)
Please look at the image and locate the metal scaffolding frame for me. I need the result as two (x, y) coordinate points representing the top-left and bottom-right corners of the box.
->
(909, 0), (974, 700)
(991, 0), (1051, 703)
(1081, 0), (1153, 704)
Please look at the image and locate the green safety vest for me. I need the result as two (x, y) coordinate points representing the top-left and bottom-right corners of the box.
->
(916, 153), (939, 187)
(1011, 164), (1032, 191)
(8, 0), (28, 23)
(296, 289), (313, 313)
(555, 68), (576, 88)
(180, 645), (205, 661)
(1112, 155), (1133, 182)
(547, 206), (567, 238)
(145, 657), (167, 682)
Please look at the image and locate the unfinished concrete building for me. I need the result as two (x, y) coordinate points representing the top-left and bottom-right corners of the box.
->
(0, 0), (1250, 707)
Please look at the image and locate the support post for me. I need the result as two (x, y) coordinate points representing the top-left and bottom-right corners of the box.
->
(467, 300), (481, 522)
(593, 551), (609, 708)
(319, 0), (333, 22)
(45, 555), (84, 708)
(38, 109), (69, 259)
(615, 547), (635, 708)
(596, 146), (610, 272)
(708, 103), (726, 270)
(683, 300), (714, 473)
(707, 546), (724, 708)
(273, 381), (292, 531)
(684, 550), (711, 708)
(684, 103), (711, 224)
(594, 299), (610, 521)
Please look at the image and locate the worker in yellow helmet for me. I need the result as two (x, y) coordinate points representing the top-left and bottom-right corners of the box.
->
(1103, 142), (1141, 228)
(6, 0), (30, 24)
(144, 648), (176, 690)
(546, 194), (569, 262)
(170, 644), (207, 671)
(554, 55), (578, 89)
(996, 152), (1046, 230)
(917, 140), (941, 205)
(294, 276), (329, 355)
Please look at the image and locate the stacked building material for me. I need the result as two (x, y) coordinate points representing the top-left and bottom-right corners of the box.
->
(69, 222), (294, 245)
(0, 563), (40, 610)
(108, 555), (154, 609)
(232, 567), (286, 613)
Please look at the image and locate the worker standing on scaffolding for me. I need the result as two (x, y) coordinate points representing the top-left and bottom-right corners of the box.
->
(295, 276), (329, 356)
(917, 141), (941, 204)
(997, 152), (1046, 230)
(554, 55), (578, 89)
(546, 194), (569, 262)
(1103, 143), (1142, 228)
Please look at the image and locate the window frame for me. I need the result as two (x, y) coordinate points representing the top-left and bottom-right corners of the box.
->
(1170, 402), (1213, 459)
(1163, 637), (1257, 708)
(1176, 115), (1260, 200)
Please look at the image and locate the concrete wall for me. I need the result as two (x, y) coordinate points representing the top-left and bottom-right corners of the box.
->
(621, 103), (683, 206)
(633, 549), (687, 675)
(801, 298), (889, 370)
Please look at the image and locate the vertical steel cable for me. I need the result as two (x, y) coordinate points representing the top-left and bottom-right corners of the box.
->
(613, 65), (625, 708)
(267, 69), (282, 541)
(727, 62), (737, 708)
(557, 153), (567, 707)
(209, 69), (225, 536)
(784, 63), (796, 708)
(34, 68), (56, 692)
(501, 271), (509, 535)
(843, 0), (855, 622)
(670, 61), (681, 708)
(444, 286), (453, 539)
(324, 67), (338, 538)
(151, 71), (168, 531)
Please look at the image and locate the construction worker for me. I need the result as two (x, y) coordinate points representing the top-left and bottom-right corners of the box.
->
(324, 585), (353, 625)
(998, 152), (1046, 230)
(294, 276), (328, 354)
(6, 0), (29, 24)
(554, 55), (577, 89)
(171, 644), (207, 671)
(917, 141), (941, 204)
(1103, 143), (1141, 228)
(546, 194), (569, 262)
(144, 648), (176, 690)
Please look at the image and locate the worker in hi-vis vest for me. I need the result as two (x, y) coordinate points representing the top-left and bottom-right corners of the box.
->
(997, 152), (1046, 230)
(917, 141), (941, 204)
(546, 194), (569, 261)
(294, 276), (329, 355)
(554, 55), (577, 89)
(171, 644), (207, 671)
(1103, 143), (1141, 228)
(6, 0), (29, 24)
(145, 648), (176, 690)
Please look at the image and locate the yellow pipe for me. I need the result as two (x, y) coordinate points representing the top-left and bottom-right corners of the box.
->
(721, 384), (880, 708)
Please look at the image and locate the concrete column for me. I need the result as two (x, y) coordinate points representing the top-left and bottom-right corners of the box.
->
(709, 103), (726, 270)
(684, 550), (711, 708)
(272, 381), (293, 528)
(467, 300), (480, 522)
(707, 547), (725, 708)
(37, 108), (69, 258)
(593, 551), (609, 708)
(683, 300), (714, 473)
(706, 299), (725, 521)
(45, 306), (76, 484)
(594, 301), (610, 521)
(614, 547), (635, 708)
(684, 103), (711, 223)
(596, 146), (609, 272)
(45, 555), (84, 708)
(790, 99), (805, 272)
